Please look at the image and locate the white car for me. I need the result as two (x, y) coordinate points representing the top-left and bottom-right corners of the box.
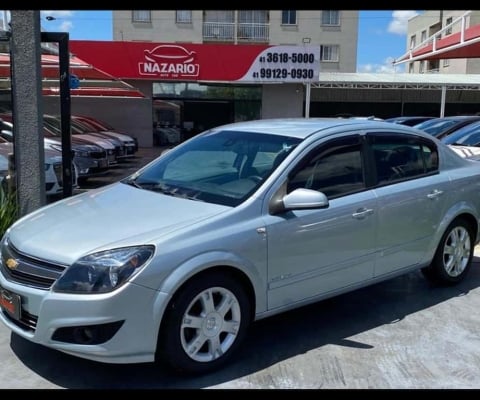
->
(0, 142), (78, 196)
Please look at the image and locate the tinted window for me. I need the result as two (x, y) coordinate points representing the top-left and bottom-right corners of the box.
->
(288, 136), (365, 198)
(369, 134), (438, 185)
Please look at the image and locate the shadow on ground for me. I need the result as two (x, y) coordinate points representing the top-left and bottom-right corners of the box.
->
(9, 258), (480, 389)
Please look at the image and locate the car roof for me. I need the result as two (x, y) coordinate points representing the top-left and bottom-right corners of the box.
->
(432, 115), (480, 122)
(210, 118), (419, 139)
(386, 116), (434, 121)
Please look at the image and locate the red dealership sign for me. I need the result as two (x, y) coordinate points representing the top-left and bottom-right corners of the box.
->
(70, 40), (320, 83)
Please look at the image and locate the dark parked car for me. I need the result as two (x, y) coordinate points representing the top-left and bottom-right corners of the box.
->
(385, 116), (436, 126)
(413, 115), (480, 139)
(2, 118), (480, 375)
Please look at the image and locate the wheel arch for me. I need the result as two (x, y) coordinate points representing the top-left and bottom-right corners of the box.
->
(154, 265), (257, 364)
(440, 206), (479, 246)
(420, 205), (479, 266)
(151, 250), (264, 342)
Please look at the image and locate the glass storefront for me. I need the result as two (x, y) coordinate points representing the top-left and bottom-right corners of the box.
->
(152, 82), (262, 146)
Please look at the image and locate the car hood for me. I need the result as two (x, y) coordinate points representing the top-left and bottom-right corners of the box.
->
(7, 182), (231, 264)
(73, 134), (115, 149)
(448, 144), (480, 159)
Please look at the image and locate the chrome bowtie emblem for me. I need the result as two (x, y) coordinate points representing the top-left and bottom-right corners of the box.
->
(6, 258), (18, 270)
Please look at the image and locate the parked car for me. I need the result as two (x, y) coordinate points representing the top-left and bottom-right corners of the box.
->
(0, 114), (110, 184)
(75, 115), (138, 152)
(0, 151), (8, 189)
(385, 116), (436, 126)
(2, 118), (480, 375)
(413, 115), (480, 139)
(64, 116), (127, 161)
(73, 115), (138, 157)
(0, 142), (78, 196)
(43, 114), (118, 166)
(440, 120), (480, 160)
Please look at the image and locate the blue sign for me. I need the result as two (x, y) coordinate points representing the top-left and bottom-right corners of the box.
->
(69, 74), (80, 90)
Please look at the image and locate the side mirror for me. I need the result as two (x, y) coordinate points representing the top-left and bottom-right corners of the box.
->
(269, 187), (329, 215)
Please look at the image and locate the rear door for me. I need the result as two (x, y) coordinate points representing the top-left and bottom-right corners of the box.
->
(367, 132), (451, 277)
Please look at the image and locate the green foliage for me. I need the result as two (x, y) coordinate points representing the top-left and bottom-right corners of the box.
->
(0, 186), (18, 238)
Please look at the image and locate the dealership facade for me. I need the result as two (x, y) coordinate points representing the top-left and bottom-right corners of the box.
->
(5, 10), (480, 148)
(66, 37), (480, 148)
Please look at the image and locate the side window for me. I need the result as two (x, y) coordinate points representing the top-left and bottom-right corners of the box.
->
(288, 137), (365, 198)
(369, 133), (438, 185)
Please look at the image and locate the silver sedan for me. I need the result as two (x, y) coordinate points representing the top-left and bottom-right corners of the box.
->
(1, 118), (480, 375)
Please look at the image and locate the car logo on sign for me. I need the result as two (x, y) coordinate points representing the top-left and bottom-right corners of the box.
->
(6, 258), (18, 270)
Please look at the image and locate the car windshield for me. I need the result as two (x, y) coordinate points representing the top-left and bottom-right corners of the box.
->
(443, 122), (480, 146)
(122, 129), (301, 207)
(415, 119), (457, 136)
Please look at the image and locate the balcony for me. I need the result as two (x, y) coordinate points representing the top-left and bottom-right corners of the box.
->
(203, 22), (269, 43)
(237, 23), (269, 43)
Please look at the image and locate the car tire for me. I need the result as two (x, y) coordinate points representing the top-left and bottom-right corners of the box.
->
(422, 217), (474, 285)
(157, 272), (251, 375)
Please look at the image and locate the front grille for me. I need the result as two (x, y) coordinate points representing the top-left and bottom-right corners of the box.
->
(90, 150), (107, 159)
(2, 307), (38, 331)
(1, 242), (67, 290)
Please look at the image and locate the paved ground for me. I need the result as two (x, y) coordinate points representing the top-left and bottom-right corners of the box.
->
(2, 146), (480, 389)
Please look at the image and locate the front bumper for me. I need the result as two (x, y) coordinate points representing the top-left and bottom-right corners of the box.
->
(0, 272), (167, 364)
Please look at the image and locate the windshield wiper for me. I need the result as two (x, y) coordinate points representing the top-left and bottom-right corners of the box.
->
(122, 178), (143, 189)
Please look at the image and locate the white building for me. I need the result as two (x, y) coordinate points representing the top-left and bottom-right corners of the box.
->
(406, 10), (480, 74)
(112, 10), (359, 73)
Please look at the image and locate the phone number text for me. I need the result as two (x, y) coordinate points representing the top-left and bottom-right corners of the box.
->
(253, 68), (315, 80)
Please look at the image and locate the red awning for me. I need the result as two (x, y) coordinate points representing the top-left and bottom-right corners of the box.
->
(394, 23), (480, 64)
(0, 52), (146, 98)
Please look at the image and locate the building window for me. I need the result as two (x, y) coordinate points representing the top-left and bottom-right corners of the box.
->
(322, 11), (340, 26)
(320, 45), (339, 62)
(176, 10), (192, 23)
(419, 61), (425, 73)
(281, 10), (297, 25)
(204, 10), (234, 23)
(445, 17), (453, 35)
(443, 59), (450, 67)
(410, 34), (416, 49)
(408, 63), (414, 73)
(132, 10), (151, 23)
(203, 10), (235, 41)
(238, 10), (269, 41)
(238, 10), (268, 24)
(421, 30), (427, 43)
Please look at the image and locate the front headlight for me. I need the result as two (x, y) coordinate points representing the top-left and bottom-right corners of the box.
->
(52, 246), (155, 294)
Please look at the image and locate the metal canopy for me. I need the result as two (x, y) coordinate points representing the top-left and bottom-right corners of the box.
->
(310, 72), (480, 90)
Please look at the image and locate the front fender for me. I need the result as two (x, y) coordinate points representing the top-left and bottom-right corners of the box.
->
(151, 250), (267, 326)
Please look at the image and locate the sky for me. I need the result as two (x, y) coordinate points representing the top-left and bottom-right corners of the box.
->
(39, 10), (421, 74)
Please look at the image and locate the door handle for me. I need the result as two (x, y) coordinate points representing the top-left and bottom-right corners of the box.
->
(427, 189), (444, 199)
(352, 208), (374, 219)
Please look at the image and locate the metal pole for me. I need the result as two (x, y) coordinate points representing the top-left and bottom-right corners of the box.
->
(305, 82), (311, 118)
(440, 85), (446, 117)
(41, 32), (73, 198)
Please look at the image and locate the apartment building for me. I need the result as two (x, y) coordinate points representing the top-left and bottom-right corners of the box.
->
(406, 10), (480, 74)
(112, 10), (358, 73)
